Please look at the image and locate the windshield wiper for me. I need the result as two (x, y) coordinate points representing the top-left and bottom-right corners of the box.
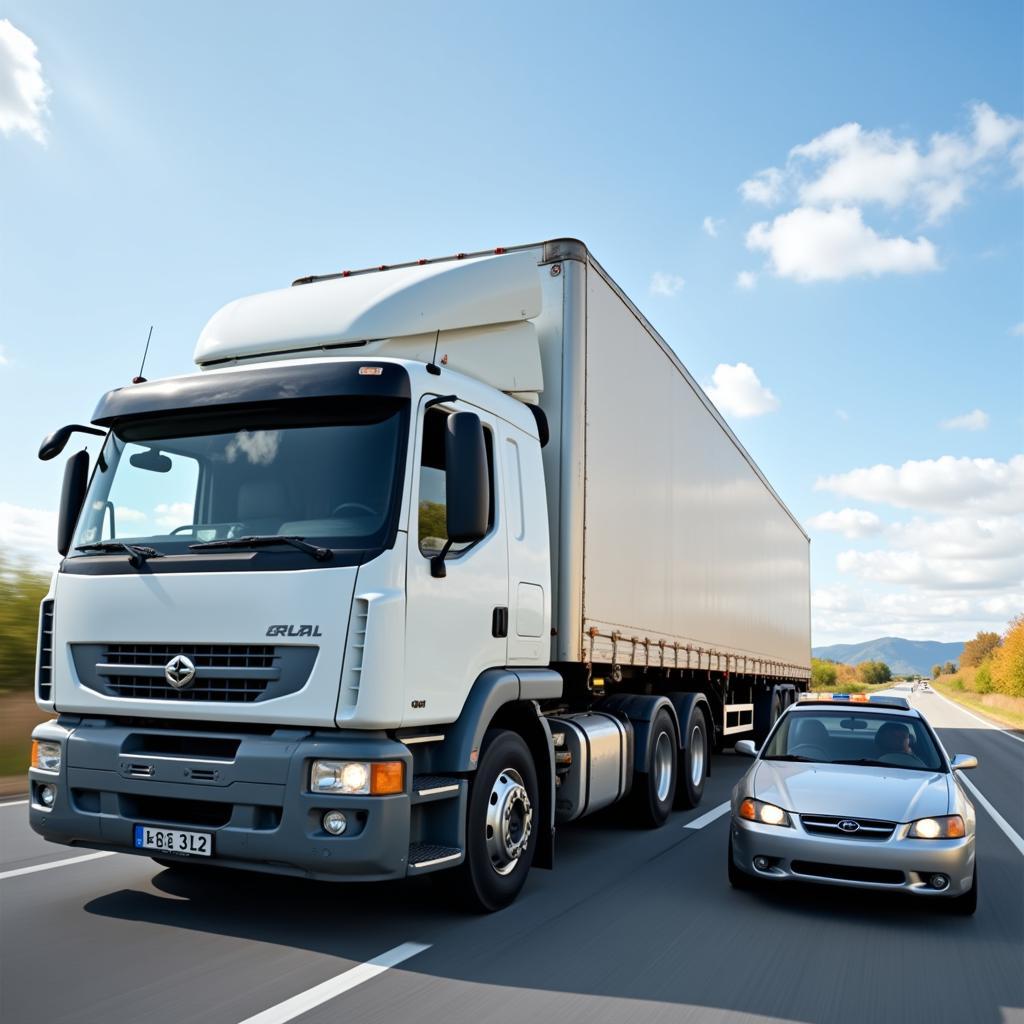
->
(831, 758), (925, 770)
(763, 754), (819, 763)
(189, 535), (332, 562)
(75, 541), (164, 567)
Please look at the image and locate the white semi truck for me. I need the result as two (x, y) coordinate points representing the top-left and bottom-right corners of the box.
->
(29, 239), (810, 910)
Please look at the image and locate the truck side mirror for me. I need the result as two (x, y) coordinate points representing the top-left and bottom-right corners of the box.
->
(39, 423), (105, 461)
(431, 412), (488, 578)
(57, 450), (90, 556)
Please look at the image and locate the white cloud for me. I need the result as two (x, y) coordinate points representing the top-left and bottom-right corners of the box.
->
(649, 271), (685, 297)
(154, 502), (194, 528)
(755, 104), (1024, 224)
(836, 545), (1024, 591)
(746, 205), (938, 282)
(705, 362), (780, 418)
(702, 216), (722, 238)
(940, 409), (989, 431)
(117, 507), (147, 523)
(807, 508), (884, 539)
(740, 167), (784, 205)
(815, 454), (1024, 514)
(736, 270), (757, 290)
(0, 502), (58, 570)
(0, 20), (49, 144)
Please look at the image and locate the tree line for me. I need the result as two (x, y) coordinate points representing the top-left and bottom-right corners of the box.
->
(934, 617), (1024, 697)
(0, 551), (50, 691)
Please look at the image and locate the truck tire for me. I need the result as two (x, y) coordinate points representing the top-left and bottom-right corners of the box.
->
(629, 708), (677, 828)
(753, 690), (782, 746)
(452, 728), (539, 913)
(675, 705), (708, 809)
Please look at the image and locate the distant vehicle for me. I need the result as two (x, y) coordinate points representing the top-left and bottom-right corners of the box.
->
(728, 694), (978, 914)
(920, 683), (933, 693)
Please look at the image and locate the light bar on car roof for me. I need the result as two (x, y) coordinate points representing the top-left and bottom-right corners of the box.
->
(797, 693), (911, 710)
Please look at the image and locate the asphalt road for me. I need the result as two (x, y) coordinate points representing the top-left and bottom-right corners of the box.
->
(2, 685), (1021, 1024)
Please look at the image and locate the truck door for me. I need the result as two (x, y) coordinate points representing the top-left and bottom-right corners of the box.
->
(403, 397), (509, 726)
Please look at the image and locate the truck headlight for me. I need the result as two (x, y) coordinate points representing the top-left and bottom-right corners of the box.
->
(909, 815), (966, 839)
(31, 739), (61, 773)
(738, 797), (791, 827)
(310, 760), (404, 795)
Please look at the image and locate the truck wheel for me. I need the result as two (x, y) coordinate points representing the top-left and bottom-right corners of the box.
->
(454, 729), (539, 913)
(630, 708), (677, 828)
(753, 690), (782, 746)
(675, 706), (707, 809)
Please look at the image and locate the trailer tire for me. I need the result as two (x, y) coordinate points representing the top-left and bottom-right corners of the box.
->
(753, 690), (783, 746)
(451, 728), (539, 913)
(629, 708), (677, 828)
(675, 705), (708, 809)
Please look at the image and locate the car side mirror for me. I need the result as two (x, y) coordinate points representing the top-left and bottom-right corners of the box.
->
(735, 739), (758, 758)
(57, 450), (90, 555)
(431, 412), (488, 578)
(950, 754), (978, 771)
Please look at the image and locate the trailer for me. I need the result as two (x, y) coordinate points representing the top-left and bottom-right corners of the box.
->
(30, 239), (810, 910)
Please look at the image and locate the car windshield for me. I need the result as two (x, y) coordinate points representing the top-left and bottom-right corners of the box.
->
(71, 397), (408, 557)
(762, 710), (945, 772)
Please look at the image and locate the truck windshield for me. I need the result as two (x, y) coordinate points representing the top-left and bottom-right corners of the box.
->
(71, 398), (408, 558)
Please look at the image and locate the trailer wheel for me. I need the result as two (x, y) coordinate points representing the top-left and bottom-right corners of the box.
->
(753, 690), (782, 746)
(675, 705), (708, 809)
(452, 728), (539, 913)
(630, 708), (677, 828)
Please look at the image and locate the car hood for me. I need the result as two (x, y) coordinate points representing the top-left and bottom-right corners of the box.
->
(753, 760), (950, 821)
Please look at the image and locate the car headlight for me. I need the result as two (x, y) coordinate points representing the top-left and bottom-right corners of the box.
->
(31, 739), (61, 773)
(738, 797), (791, 827)
(310, 759), (404, 795)
(908, 815), (966, 839)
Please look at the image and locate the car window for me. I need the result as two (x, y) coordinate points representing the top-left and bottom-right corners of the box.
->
(762, 710), (944, 771)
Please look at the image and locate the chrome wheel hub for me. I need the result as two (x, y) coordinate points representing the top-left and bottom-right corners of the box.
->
(484, 767), (533, 876)
(653, 729), (674, 803)
(690, 724), (705, 787)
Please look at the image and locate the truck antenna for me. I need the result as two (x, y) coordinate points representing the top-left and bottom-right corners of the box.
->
(426, 329), (441, 376)
(133, 326), (154, 384)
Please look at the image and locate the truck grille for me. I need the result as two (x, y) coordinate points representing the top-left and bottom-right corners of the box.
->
(73, 642), (318, 704)
(800, 815), (896, 841)
(37, 600), (54, 702)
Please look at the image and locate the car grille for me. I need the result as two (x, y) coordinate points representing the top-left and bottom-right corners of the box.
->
(800, 814), (896, 840)
(99, 643), (277, 703)
(791, 861), (904, 885)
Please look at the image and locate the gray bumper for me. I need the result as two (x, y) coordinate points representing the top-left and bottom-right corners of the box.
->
(28, 718), (416, 882)
(731, 816), (975, 897)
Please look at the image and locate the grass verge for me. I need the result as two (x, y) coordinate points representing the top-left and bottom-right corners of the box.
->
(932, 678), (1024, 732)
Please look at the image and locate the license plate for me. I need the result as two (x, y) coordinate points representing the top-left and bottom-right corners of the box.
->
(133, 824), (212, 857)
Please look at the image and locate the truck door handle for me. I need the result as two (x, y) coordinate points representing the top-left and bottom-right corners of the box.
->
(492, 607), (509, 638)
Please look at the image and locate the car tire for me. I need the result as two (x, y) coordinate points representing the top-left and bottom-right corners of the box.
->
(949, 866), (978, 916)
(727, 836), (756, 890)
(448, 729), (539, 913)
(629, 708), (678, 827)
(674, 705), (708, 810)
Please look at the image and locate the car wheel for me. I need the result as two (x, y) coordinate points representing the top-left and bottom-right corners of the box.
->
(675, 705), (708, 810)
(449, 729), (539, 913)
(949, 866), (978, 916)
(630, 708), (678, 827)
(727, 836), (756, 890)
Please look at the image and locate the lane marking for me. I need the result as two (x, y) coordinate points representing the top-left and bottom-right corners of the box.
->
(685, 801), (730, 830)
(956, 771), (1024, 858)
(930, 690), (1024, 746)
(236, 942), (431, 1024)
(0, 851), (117, 881)
(0, 799), (28, 808)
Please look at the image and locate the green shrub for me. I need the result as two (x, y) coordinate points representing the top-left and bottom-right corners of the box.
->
(974, 662), (994, 694)
(0, 553), (50, 691)
(948, 677), (964, 692)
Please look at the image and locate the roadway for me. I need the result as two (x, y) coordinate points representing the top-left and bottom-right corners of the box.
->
(1, 684), (1021, 1024)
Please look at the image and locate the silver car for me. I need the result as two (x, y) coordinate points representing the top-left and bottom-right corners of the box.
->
(728, 694), (978, 914)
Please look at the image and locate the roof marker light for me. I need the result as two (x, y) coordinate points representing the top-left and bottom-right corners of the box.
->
(494, 247), (507, 254)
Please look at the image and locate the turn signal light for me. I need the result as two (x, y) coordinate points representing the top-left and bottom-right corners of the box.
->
(371, 761), (404, 795)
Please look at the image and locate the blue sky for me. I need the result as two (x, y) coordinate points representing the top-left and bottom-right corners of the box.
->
(1, 2), (1021, 645)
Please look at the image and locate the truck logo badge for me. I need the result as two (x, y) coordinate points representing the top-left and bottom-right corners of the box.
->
(164, 655), (196, 689)
(266, 624), (323, 637)
(837, 819), (860, 833)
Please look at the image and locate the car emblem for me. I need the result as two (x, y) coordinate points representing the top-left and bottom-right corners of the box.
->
(164, 655), (196, 689)
(837, 819), (860, 833)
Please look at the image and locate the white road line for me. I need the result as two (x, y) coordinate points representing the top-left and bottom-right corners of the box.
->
(931, 689), (1024, 746)
(0, 799), (29, 808)
(0, 851), (117, 881)
(685, 801), (730, 830)
(957, 771), (1024, 858)
(236, 942), (431, 1024)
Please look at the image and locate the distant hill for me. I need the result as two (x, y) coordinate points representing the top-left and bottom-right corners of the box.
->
(811, 637), (966, 677)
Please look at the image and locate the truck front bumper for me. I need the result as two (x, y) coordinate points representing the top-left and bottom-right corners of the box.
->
(28, 718), (418, 882)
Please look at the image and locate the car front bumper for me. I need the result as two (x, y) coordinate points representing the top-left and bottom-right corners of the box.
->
(731, 814), (975, 897)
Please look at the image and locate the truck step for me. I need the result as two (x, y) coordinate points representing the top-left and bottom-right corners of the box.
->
(407, 842), (463, 872)
(411, 775), (464, 804)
